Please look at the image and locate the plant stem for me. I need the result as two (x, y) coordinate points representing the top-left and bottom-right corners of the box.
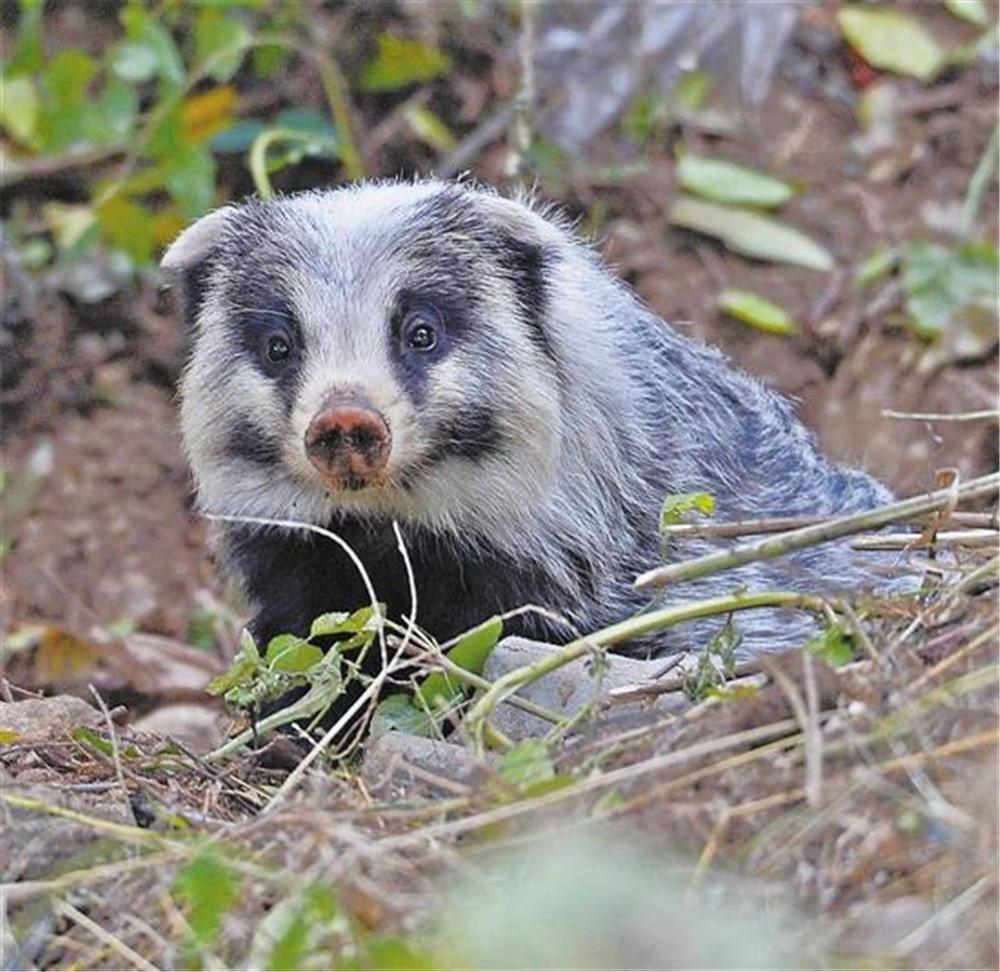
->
(634, 472), (1000, 592)
(311, 47), (365, 181)
(960, 121), (998, 240)
(463, 590), (829, 754)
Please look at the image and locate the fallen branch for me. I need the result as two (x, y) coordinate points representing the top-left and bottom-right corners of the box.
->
(660, 509), (997, 540)
(851, 529), (998, 551)
(881, 408), (999, 423)
(634, 472), (1000, 592)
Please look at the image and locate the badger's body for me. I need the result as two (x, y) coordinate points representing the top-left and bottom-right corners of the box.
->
(164, 180), (892, 659)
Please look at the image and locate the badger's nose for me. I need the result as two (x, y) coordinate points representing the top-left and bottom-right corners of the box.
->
(304, 395), (391, 487)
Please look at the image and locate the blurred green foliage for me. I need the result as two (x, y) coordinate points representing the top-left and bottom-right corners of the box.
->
(0, 0), (454, 272)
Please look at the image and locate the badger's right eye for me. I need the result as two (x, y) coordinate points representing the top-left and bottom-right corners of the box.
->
(266, 335), (291, 363)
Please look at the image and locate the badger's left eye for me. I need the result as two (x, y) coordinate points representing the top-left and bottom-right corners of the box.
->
(267, 335), (291, 362)
(402, 307), (441, 352)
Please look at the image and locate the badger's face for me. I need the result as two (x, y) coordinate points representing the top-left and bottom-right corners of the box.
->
(163, 183), (565, 536)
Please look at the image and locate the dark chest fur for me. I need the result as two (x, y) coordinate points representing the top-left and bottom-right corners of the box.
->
(225, 519), (574, 650)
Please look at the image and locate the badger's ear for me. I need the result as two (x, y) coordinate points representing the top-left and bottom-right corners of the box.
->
(160, 205), (236, 271)
(160, 206), (236, 328)
(470, 192), (557, 353)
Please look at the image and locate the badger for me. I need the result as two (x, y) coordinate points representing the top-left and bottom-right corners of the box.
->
(162, 180), (893, 662)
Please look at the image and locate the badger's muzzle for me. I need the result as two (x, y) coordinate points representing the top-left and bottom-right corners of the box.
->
(305, 393), (391, 488)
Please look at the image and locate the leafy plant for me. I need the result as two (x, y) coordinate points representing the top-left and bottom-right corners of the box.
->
(900, 241), (998, 341)
(660, 491), (715, 531)
(205, 605), (382, 730)
(683, 617), (741, 702)
(370, 615), (505, 738)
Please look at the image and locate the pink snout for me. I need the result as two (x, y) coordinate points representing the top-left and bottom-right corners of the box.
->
(304, 394), (391, 488)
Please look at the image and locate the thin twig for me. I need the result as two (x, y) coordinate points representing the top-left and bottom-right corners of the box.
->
(634, 473), (1000, 591)
(851, 529), (998, 551)
(881, 408), (999, 423)
(53, 900), (160, 972)
(378, 716), (808, 850)
(661, 510), (997, 540)
(759, 656), (822, 808)
(87, 684), (130, 818)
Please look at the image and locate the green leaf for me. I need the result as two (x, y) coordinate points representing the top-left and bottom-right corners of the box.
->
(42, 203), (96, 251)
(806, 624), (856, 667)
(683, 618), (741, 701)
(363, 938), (439, 971)
(403, 103), (456, 152)
(0, 76), (38, 144)
(95, 196), (157, 264)
(120, 7), (185, 87)
(43, 50), (97, 103)
(71, 726), (114, 758)
(263, 885), (339, 972)
(309, 604), (381, 639)
(211, 118), (266, 152)
(111, 41), (159, 83)
(852, 247), (898, 289)
(669, 196), (834, 272)
(205, 629), (260, 695)
(676, 154), (796, 209)
(93, 79), (140, 144)
(6, 0), (44, 77)
(265, 634), (323, 673)
(195, 8), (252, 82)
(360, 32), (451, 92)
(497, 739), (555, 790)
(174, 850), (238, 949)
(162, 145), (217, 218)
(674, 70), (713, 112)
(944, 0), (989, 25)
(446, 616), (503, 676)
(901, 241), (998, 339)
(838, 7), (945, 82)
(416, 616), (502, 711)
(275, 107), (338, 139)
(660, 492), (715, 530)
(252, 43), (288, 79)
(717, 289), (796, 335)
(369, 694), (436, 738)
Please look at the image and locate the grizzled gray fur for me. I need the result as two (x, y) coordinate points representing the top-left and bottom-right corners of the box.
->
(162, 180), (893, 660)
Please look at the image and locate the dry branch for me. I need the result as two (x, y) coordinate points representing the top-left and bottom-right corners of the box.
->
(634, 472), (1000, 592)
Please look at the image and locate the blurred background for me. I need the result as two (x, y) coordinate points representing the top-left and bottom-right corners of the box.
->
(1, 0), (997, 727)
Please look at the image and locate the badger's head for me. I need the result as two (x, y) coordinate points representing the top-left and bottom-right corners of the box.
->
(162, 182), (569, 538)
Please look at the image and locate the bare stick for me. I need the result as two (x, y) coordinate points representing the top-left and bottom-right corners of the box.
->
(634, 472), (1000, 592)
(881, 408), (999, 423)
(53, 900), (160, 972)
(851, 529), (998, 551)
(661, 509), (997, 540)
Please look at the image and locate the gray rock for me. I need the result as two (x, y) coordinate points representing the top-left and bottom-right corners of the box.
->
(485, 637), (691, 739)
(362, 731), (489, 798)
